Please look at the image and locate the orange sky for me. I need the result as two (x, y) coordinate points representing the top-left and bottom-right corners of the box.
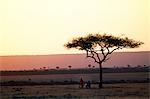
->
(0, 0), (150, 56)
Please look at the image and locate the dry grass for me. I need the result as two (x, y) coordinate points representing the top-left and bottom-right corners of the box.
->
(0, 83), (149, 99)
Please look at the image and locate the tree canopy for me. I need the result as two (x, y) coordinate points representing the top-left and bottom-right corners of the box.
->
(64, 33), (143, 64)
(65, 34), (143, 50)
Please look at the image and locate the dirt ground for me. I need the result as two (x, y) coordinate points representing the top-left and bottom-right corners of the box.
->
(0, 83), (149, 99)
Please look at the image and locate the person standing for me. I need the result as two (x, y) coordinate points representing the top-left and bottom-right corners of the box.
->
(79, 77), (84, 88)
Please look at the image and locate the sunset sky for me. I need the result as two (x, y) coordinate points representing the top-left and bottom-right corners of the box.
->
(0, 0), (150, 56)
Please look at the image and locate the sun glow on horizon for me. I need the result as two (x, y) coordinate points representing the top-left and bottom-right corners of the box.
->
(0, 0), (149, 56)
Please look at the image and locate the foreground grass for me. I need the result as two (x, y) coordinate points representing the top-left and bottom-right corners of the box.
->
(0, 83), (149, 99)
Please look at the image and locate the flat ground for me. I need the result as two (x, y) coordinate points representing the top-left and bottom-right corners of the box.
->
(0, 83), (149, 99)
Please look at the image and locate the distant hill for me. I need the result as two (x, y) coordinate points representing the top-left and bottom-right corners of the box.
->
(0, 51), (149, 70)
(1, 66), (149, 76)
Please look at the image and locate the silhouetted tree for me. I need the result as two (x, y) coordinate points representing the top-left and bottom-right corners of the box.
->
(56, 66), (59, 70)
(127, 64), (131, 68)
(88, 64), (91, 68)
(68, 65), (72, 69)
(43, 67), (46, 70)
(64, 33), (143, 88)
(92, 66), (95, 69)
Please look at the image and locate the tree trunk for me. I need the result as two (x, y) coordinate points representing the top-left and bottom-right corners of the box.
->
(99, 63), (103, 88)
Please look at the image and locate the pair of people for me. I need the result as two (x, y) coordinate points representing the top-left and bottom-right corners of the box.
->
(79, 77), (91, 88)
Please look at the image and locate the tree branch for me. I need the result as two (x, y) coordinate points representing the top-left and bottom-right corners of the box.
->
(86, 46), (121, 64)
(86, 50), (99, 63)
(92, 50), (101, 63)
(103, 57), (110, 62)
(106, 47), (110, 54)
(109, 46), (121, 54)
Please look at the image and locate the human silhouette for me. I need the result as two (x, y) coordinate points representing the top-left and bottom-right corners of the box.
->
(86, 80), (91, 89)
(79, 77), (84, 88)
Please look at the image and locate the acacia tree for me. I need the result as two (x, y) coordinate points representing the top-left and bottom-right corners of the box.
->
(88, 64), (91, 68)
(56, 66), (59, 70)
(64, 33), (143, 88)
(68, 65), (72, 69)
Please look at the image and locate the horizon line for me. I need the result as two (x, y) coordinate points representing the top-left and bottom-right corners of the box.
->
(0, 50), (149, 57)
